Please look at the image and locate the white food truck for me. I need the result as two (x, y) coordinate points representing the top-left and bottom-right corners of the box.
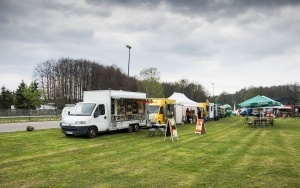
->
(60, 90), (148, 138)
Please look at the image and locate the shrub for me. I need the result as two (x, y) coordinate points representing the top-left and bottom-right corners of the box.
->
(26, 126), (34, 131)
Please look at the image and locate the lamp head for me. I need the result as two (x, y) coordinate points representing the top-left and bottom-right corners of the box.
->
(126, 45), (131, 49)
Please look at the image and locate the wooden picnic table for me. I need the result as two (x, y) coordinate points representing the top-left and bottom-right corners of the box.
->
(253, 117), (275, 127)
(147, 124), (166, 136)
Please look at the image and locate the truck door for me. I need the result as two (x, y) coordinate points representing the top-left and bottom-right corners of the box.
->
(93, 104), (108, 131)
(159, 105), (164, 123)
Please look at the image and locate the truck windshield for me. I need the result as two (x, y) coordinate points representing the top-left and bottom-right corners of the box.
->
(148, 105), (160, 113)
(72, 103), (96, 116)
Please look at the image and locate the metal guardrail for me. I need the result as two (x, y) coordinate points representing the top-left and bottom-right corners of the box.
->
(0, 109), (62, 117)
(0, 109), (62, 123)
(0, 115), (59, 121)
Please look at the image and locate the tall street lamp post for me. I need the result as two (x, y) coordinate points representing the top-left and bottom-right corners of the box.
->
(212, 83), (214, 102)
(126, 45), (131, 77)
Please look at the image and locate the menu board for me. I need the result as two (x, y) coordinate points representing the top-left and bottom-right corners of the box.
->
(195, 119), (206, 134)
(165, 118), (178, 142)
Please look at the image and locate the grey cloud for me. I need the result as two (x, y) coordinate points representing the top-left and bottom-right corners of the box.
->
(1, 0), (300, 93)
(0, 0), (111, 22)
(85, 0), (162, 8)
(84, 0), (300, 21)
(165, 0), (300, 21)
(0, 14), (10, 23)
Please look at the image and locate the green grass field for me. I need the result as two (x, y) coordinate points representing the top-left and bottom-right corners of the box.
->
(0, 116), (299, 188)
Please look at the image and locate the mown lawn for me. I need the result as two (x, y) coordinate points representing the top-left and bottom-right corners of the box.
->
(0, 116), (299, 188)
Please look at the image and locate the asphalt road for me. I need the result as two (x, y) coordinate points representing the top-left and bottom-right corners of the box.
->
(0, 121), (61, 133)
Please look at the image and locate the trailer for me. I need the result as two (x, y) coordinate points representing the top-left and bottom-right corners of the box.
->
(208, 103), (214, 120)
(218, 105), (225, 118)
(214, 104), (220, 120)
(60, 90), (148, 138)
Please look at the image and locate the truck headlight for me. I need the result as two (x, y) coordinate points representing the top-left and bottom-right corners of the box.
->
(75, 121), (86, 124)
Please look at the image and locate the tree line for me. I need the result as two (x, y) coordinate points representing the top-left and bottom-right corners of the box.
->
(217, 83), (300, 108)
(32, 58), (139, 108)
(1, 57), (299, 109)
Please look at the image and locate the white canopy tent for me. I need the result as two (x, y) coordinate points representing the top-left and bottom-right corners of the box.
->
(168, 92), (199, 124)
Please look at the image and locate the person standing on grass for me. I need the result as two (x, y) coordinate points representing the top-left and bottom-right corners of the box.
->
(197, 107), (202, 119)
(186, 108), (191, 123)
(203, 110), (206, 122)
(245, 108), (249, 118)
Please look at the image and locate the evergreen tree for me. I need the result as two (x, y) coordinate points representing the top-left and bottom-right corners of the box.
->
(15, 80), (27, 109)
(0, 86), (15, 109)
(14, 80), (43, 109)
(22, 81), (43, 109)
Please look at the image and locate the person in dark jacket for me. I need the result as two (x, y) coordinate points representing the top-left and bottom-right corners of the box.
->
(197, 107), (202, 119)
(186, 108), (191, 123)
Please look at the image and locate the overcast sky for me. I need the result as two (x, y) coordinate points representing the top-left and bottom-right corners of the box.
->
(1, 0), (300, 96)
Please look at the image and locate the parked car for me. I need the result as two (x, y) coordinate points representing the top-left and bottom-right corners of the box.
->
(61, 106), (75, 120)
(239, 108), (253, 116)
(232, 110), (240, 116)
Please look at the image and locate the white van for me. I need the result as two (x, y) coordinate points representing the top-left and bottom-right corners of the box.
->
(61, 106), (75, 120)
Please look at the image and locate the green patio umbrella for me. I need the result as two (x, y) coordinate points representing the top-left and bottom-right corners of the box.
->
(238, 95), (281, 108)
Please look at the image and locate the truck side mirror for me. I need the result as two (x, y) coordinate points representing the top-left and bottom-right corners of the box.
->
(94, 111), (100, 118)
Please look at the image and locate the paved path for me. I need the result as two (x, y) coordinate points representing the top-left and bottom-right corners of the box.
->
(0, 121), (61, 133)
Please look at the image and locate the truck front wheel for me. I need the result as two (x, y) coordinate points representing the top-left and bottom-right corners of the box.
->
(133, 124), (140, 132)
(87, 126), (98, 138)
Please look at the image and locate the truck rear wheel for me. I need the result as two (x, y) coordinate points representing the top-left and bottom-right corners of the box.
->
(87, 126), (98, 138)
(127, 125), (133, 133)
(133, 124), (140, 132)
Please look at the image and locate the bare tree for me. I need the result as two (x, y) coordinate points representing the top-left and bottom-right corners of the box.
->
(33, 58), (139, 108)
